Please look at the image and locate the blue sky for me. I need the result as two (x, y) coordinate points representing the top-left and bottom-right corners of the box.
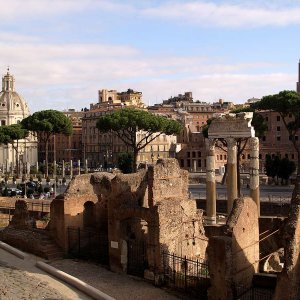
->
(1, 0), (300, 112)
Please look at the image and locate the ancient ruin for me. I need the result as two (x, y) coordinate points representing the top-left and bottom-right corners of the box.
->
(49, 159), (208, 277)
(9, 200), (34, 229)
(207, 197), (259, 300)
(273, 188), (300, 300)
(207, 112), (260, 223)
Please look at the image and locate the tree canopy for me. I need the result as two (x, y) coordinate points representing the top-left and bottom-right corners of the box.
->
(0, 124), (28, 176)
(96, 108), (182, 172)
(0, 124), (28, 145)
(21, 110), (73, 176)
(251, 90), (300, 190)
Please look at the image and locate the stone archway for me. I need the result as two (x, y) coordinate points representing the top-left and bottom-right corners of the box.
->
(120, 217), (149, 277)
(83, 201), (95, 228)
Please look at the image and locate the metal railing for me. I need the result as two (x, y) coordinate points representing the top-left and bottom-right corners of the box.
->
(67, 227), (109, 265)
(162, 251), (210, 297)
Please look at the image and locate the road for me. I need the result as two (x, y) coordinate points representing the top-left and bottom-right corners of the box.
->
(189, 183), (294, 202)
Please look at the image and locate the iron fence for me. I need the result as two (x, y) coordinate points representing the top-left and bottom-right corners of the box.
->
(234, 284), (274, 300)
(162, 251), (210, 297)
(67, 227), (109, 265)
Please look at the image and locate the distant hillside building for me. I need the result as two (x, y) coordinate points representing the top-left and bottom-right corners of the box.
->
(0, 69), (37, 172)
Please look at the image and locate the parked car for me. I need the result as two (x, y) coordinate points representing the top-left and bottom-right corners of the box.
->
(1, 187), (22, 196)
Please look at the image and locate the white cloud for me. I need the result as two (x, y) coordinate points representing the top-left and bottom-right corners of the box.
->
(0, 0), (133, 21)
(1, 0), (300, 28)
(141, 1), (300, 27)
(0, 31), (295, 112)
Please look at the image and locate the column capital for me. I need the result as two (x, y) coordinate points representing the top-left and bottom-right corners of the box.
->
(206, 138), (216, 151)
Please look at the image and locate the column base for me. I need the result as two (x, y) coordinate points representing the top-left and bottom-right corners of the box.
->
(206, 216), (217, 225)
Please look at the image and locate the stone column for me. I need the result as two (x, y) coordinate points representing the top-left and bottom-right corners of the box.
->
(62, 160), (65, 178)
(78, 159), (81, 175)
(249, 137), (260, 216)
(36, 161), (39, 174)
(206, 139), (216, 224)
(53, 160), (56, 178)
(85, 159), (88, 174)
(226, 138), (238, 214)
(70, 160), (73, 178)
(193, 159), (197, 172)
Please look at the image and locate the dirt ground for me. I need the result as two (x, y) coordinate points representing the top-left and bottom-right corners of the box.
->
(50, 259), (189, 300)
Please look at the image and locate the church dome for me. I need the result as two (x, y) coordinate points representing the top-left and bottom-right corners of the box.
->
(0, 68), (30, 125)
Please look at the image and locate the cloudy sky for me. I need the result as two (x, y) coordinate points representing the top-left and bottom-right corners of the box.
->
(1, 0), (300, 112)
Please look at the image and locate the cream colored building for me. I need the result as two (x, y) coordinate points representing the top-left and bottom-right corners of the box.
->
(0, 69), (37, 173)
(82, 89), (179, 168)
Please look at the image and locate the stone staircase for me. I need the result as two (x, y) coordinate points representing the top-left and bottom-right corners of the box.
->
(38, 235), (64, 261)
(0, 227), (64, 261)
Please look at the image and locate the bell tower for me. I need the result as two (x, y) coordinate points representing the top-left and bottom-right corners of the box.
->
(2, 67), (15, 92)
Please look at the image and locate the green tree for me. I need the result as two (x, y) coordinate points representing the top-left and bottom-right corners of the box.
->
(278, 157), (296, 185)
(21, 110), (73, 177)
(203, 109), (267, 196)
(251, 90), (300, 192)
(117, 152), (133, 174)
(96, 108), (182, 172)
(265, 154), (278, 180)
(0, 124), (28, 177)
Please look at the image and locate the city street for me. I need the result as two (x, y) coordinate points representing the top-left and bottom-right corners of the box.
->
(189, 183), (294, 203)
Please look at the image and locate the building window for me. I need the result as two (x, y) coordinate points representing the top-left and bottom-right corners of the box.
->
(187, 151), (190, 158)
(292, 154), (295, 159)
(1, 120), (5, 126)
(180, 159), (184, 167)
(247, 154), (250, 159)
(262, 136), (266, 141)
(198, 151), (201, 157)
(198, 159), (201, 167)
(192, 151), (196, 158)
(187, 160), (191, 167)
(259, 154), (262, 159)
(277, 136), (281, 141)
(277, 116), (280, 121)
(277, 126), (280, 131)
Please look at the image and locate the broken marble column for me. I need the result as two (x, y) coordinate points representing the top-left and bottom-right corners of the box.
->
(70, 160), (73, 178)
(206, 138), (217, 224)
(249, 137), (260, 216)
(226, 138), (238, 214)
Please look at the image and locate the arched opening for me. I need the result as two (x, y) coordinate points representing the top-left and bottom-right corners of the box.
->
(120, 217), (149, 277)
(83, 201), (95, 228)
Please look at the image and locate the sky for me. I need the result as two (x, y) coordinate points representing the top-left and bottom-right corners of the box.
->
(1, 0), (300, 112)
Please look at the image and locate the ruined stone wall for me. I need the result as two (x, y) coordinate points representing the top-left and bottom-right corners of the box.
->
(273, 193), (300, 300)
(208, 197), (259, 300)
(147, 159), (189, 206)
(48, 159), (207, 277)
(48, 198), (66, 249)
(158, 198), (207, 260)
